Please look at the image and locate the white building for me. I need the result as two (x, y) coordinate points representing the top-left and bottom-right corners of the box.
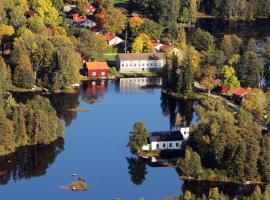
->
(64, 4), (76, 12)
(116, 53), (165, 72)
(105, 34), (124, 46)
(142, 127), (190, 151)
(80, 20), (96, 28)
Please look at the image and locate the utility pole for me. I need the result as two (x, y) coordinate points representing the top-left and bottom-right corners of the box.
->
(125, 30), (127, 53)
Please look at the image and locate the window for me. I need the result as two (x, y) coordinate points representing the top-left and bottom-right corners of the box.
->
(92, 71), (96, 76)
(122, 64), (124, 67)
(163, 143), (166, 148)
(169, 143), (172, 147)
(176, 143), (179, 147)
(156, 144), (159, 149)
(101, 71), (105, 76)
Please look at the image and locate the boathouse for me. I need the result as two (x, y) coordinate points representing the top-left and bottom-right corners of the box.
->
(84, 61), (109, 78)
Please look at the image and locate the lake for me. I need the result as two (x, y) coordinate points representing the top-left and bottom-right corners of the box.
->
(1, 79), (198, 200)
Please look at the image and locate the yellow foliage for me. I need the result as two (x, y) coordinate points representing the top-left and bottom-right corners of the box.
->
(129, 16), (144, 28)
(0, 24), (15, 39)
(132, 33), (153, 53)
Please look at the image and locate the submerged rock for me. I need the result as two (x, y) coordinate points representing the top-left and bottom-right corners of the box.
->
(69, 181), (88, 191)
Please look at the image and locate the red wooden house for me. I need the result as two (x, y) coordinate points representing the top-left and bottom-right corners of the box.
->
(84, 62), (109, 78)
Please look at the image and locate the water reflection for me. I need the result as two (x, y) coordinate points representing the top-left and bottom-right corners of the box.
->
(47, 92), (80, 126)
(81, 80), (108, 99)
(195, 19), (270, 40)
(11, 91), (80, 126)
(119, 77), (162, 93)
(0, 138), (64, 185)
(160, 93), (195, 129)
(126, 156), (148, 185)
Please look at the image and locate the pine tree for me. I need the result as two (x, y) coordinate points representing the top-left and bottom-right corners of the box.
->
(181, 47), (194, 96)
(128, 122), (148, 153)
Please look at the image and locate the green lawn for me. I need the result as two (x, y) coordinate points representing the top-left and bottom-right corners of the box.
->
(113, 0), (128, 7)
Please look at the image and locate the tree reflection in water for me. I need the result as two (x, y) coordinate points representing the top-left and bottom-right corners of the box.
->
(126, 156), (148, 185)
(160, 93), (195, 130)
(0, 138), (64, 185)
(11, 91), (80, 126)
(47, 92), (80, 126)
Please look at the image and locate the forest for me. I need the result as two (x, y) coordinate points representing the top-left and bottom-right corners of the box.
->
(128, 0), (270, 23)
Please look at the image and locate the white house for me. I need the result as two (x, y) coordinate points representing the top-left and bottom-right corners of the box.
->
(142, 127), (190, 151)
(64, 4), (76, 12)
(80, 20), (96, 29)
(104, 34), (124, 46)
(116, 53), (165, 72)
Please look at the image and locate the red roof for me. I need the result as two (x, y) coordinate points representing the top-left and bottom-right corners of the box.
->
(233, 88), (249, 97)
(86, 62), (109, 70)
(220, 86), (249, 97)
(220, 86), (230, 94)
(104, 34), (115, 42)
(72, 14), (87, 24)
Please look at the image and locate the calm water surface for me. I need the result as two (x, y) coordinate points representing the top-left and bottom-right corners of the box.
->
(1, 79), (197, 200)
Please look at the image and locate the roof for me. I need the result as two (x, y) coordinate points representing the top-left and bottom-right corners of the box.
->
(85, 62), (109, 70)
(117, 53), (165, 61)
(72, 14), (87, 24)
(233, 87), (249, 97)
(104, 34), (116, 42)
(160, 45), (174, 53)
(149, 131), (184, 142)
(151, 40), (163, 48)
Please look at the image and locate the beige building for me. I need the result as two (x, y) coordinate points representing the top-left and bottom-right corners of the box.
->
(116, 53), (165, 72)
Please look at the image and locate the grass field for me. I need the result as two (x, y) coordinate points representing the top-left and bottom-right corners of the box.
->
(113, 0), (128, 7)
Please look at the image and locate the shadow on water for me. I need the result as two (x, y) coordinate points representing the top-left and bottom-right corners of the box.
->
(160, 93), (197, 130)
(0, 138), (64, 185)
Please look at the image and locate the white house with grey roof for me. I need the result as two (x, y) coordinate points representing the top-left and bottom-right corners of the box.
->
(116, 53), (165, 72)
(142, 127), (190, 151)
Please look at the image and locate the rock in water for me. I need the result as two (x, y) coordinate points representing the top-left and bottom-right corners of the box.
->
(69, 181), (88, 191)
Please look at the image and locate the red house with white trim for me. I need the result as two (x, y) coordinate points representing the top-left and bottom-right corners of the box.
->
(84, 62), (109, 78)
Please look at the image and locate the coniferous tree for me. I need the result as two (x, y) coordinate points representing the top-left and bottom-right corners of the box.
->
(128, 122), (148, 153)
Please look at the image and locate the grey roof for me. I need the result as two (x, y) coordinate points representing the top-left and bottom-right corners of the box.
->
(117, 53), (165, 61)
(149, 131), (183, 142)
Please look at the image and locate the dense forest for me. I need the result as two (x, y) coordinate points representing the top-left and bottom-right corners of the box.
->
(128, 0), (270, 23)
(0, 89), (65, 155)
